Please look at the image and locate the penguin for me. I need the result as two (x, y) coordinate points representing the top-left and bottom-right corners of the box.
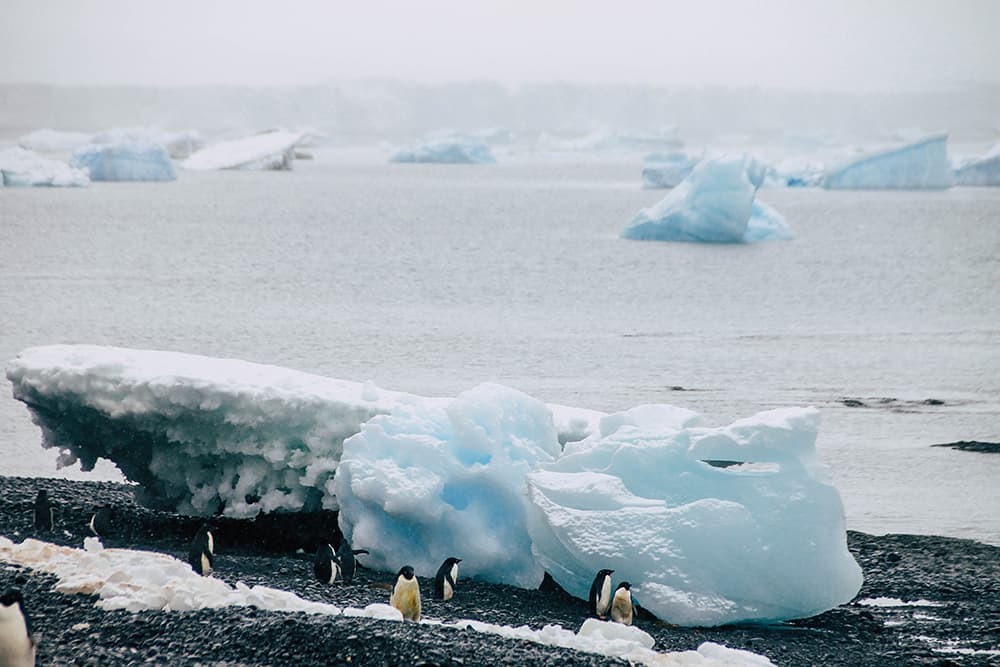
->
(335, 539), (369, 585)
(610, 582), (634, 625)
(0, 589), (35, 667)
(389, 565), (421, 621)
(89, 505), (112, 538)
(433, 557), (461, 601)
(313, 544), (340, 584)
(588, 568), (614, 619)
(188, 524), (215, 576)
(32, 490), (53, 532)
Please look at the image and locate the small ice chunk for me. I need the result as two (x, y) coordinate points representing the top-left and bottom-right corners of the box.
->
(0, 147), (89, 187)
(389, 137), (495, 164)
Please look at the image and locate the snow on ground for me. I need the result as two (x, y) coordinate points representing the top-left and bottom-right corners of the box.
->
(0, 536), (772, 666)
(182, 130), (305, 171)
(822, 134), (953, 190)
(622, 155), (793, 243)
(0, 147), (89, 187)
(70, 142), (177, 181)
(389, 137), (496, 164)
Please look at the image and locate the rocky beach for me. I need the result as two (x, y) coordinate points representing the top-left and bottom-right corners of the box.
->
(1, 476), (997, 666)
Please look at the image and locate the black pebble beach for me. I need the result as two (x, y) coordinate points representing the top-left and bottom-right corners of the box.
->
(1, 476), (997, 666)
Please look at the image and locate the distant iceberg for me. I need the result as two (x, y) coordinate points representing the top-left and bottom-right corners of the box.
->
(0, 147), (89, 187)
(389, 137), (496, 164)
(771, 157), (825, 188)
(641, 152), (699, 189)
(182, 130), (305, 171)
(71, 142), (177, 182)
(18, 129), (94, 153)
(544, 127), (682, 153)
(822, 134), (953, 190)
(92, 127), (203, 159)
(952, 143), (1000, 186)
(622, 156), (793, 243)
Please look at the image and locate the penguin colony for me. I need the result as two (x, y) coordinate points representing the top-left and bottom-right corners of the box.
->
(12, 486), (637, 665)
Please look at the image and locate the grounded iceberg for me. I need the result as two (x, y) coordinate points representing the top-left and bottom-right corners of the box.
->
(70, 142), (177, 182)
(822, 134), (953, 190)
(0, 147), (89, 187)
(526, 406), (862, 626)
(389, 137), (496, 164)
(953, 143), (1000, 186)
(641, 152), (700, 189)
(622, 156), (793, 243)
(182, 130), (305, 171)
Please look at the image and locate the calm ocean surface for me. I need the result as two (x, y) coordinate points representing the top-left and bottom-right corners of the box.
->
(2, 150), (999, 545)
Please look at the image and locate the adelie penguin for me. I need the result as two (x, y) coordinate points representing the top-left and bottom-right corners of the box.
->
(313, 544), (341, 584)
(589, 568), (615, 619)
(0, 589), (36, 667)
(610, 582), (634, 625)
(433, 557), (461, 601)
(188, 524), (215, 576)
(389, 565), (421, 621)
(335, 539), (369, 585)
(32, 490), (53, 533)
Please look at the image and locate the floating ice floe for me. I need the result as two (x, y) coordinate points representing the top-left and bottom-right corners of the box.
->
(622, 155), (793, 243)
(17, 129), (94, 153)
(0, 536), (773, 666)
(952, 143), (1000, 186)
(822, 134), (953, 190)
(4, 345), (595, 518)
(641, 152), (700, 189)
(70, 141), (177, 182)
(91, 127), (203, 160)
(0, 147), (89, 187)
(526, 406), (863, 626)
(389, 137), (496, 164)
(182, 130), (306, 171)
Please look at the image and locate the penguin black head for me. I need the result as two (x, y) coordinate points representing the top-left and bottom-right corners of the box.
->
(597, 568), (614, 577)
(616, 581), (632, 591)
(443, 557), (461, 566)
(397, 565), (415, 580)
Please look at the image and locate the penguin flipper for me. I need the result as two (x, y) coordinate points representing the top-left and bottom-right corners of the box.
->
(352, 549), (369, 555)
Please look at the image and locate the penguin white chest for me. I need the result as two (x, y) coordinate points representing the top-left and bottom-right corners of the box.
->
(390, 579), (421, 621)
(611, 588), (633, 625)
(596, 576), (612, 616)
(443, 563), (458, 600)
(200, 553), (212, 576)
(0, 604), (34, 667)
(206, 532), (214, 555)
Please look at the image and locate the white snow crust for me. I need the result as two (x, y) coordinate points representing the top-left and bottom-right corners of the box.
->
(182, 130), (305, 171)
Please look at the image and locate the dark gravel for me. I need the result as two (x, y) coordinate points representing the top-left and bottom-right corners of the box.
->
(2, 476), (998, 666)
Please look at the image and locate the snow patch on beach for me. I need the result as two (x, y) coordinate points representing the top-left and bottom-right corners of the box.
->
(0, 536), (771, 666)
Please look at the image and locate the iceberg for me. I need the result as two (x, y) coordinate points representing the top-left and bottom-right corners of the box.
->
(526, 406), (863, 626)
(622, 156), (793, 243)
(18, 129), (94, 153)
(544, 127), (683, 153)
(182, 130), (305, 171)
(0, 147), (89, 187)
(91, 127), (203, 159)
(4, 345), (594, 518)
(770, 157), (825, 188)
(822, 134), (953, 190)
(952, 143), (1000, 186)
(641, 152), (699, 189)
(70, 141), (177, 182)
(334, 383), (559, 588)
(389, 137), (496, 164)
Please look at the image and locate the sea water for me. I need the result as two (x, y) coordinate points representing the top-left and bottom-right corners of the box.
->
(1, 149), (998, 545)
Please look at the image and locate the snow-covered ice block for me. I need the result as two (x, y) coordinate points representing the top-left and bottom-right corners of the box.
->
(622, 155), (792, 243)
(641, 152), (700, 189)
(822, 134), (953, 190)
(952, 143), (1000, 186)
(71, 141), (177, 182)
(18, 129), (94, 153)
(5, 345), (597, 517)
(182, 130), (305, 171)
(389, 137), (496, 164)
(0, 147), (89, 187)
(334, 383), (560, 588)
(526, 406), (862, 626)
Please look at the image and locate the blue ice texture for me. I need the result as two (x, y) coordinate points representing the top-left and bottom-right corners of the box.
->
(641, 152), (700, 189)
(389, 137), (496, 164)
(822, 134), (953, 190)
(71, 141), (177, 182)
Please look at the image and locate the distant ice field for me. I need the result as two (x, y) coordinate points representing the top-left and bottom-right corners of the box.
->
(1, 149), (998, 545)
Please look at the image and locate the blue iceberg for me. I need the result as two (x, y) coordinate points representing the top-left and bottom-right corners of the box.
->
(822, 134), (953, 190)
(389, 137), (496, 164)
(70, 142), (176, 182)
(0, 148), (89, 187)
(622, 156), (793, 243)
(953, 143), (1000, 186)
(641, 152), (699, 189)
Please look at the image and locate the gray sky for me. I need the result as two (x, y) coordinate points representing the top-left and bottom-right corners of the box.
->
(2, 0), (998, 91)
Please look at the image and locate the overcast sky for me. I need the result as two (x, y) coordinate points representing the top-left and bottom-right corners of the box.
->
(2, 0), (998, 91)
